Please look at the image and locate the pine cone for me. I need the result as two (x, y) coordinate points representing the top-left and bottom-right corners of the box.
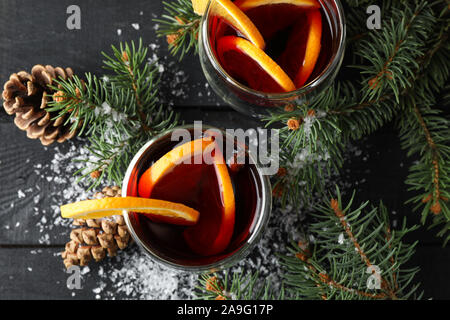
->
(2, 64), (77, 146)
(61, 186), (132, 269)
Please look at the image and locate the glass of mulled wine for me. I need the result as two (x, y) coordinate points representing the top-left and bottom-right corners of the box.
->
(122, 125), (272, 271)
(199, 0), (346, 117)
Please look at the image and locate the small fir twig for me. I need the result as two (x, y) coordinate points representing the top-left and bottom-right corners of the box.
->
(154, 0), (201, 60)
(282, 188), (422, 300)
(47, 39), (179, 189)
(196, 271), (283, 300)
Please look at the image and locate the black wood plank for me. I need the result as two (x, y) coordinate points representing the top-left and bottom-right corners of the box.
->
(0, 247), (77, 300)
(0, 246), (148, 300)
(0, 0), (223, 108)
(340, 123), (444, 246)
(1, 245), (449, 300)
(0, 244), (211, 300)
(408, 246), (450, 300)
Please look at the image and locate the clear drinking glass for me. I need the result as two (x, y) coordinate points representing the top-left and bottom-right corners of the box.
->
(199, 0), (346, 117)
(122, 125), (272, 272)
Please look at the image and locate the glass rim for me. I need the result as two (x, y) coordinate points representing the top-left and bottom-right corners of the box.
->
(121, 124), (273, 272)
(200, 0), (347, 99)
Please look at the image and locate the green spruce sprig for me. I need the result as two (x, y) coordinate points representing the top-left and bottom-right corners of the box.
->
(47, 39), (179, 189)
(281, 188), (422, 300)
(399, 97), (450, 244)
(265, 103), (345, 205)
(155, 0), (201, 60)
(395, 2), (450, 243)
(196, 271), (283, 300)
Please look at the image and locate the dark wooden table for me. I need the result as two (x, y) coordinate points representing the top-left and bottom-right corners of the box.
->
(0, 0), (449, 300)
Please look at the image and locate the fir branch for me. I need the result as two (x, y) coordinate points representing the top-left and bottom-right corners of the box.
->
(395, 1), (450, 243)
(102, 39), (162, 134)
(155, 0), (201, 60)
(281, 187), (422, 300)
(329, 197), (397, 299)
(196, 271), (283, 300)
(265, 105), (345, 204)
(263, 79), (396, 205)
(47, 39), (179, 188)
(398, 99), (450, 243)
(355, 0), (435, 102)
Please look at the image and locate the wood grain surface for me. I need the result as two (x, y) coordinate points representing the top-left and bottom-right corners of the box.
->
(0, 0), (449, 300)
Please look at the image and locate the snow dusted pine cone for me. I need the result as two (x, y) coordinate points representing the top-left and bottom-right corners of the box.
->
(2, 64), (76, 145)
(62, 186), (132, 269)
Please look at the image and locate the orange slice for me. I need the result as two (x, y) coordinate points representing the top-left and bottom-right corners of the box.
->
(192, 0), (209, 15)
(210, 0), (265, 50)
(235, 0), (320, 11)
(183, 143), (236, 256)
(294, 9), (322, 87)
(278, 9), (323, 88)
(217, 35), (296, 93)
(138, 137), (214, 198)
(60, 197), (200, 226)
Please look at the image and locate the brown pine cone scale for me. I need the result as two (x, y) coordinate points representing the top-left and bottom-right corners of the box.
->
(62, 186), (131, 269)
(2, 64), (76, 146)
